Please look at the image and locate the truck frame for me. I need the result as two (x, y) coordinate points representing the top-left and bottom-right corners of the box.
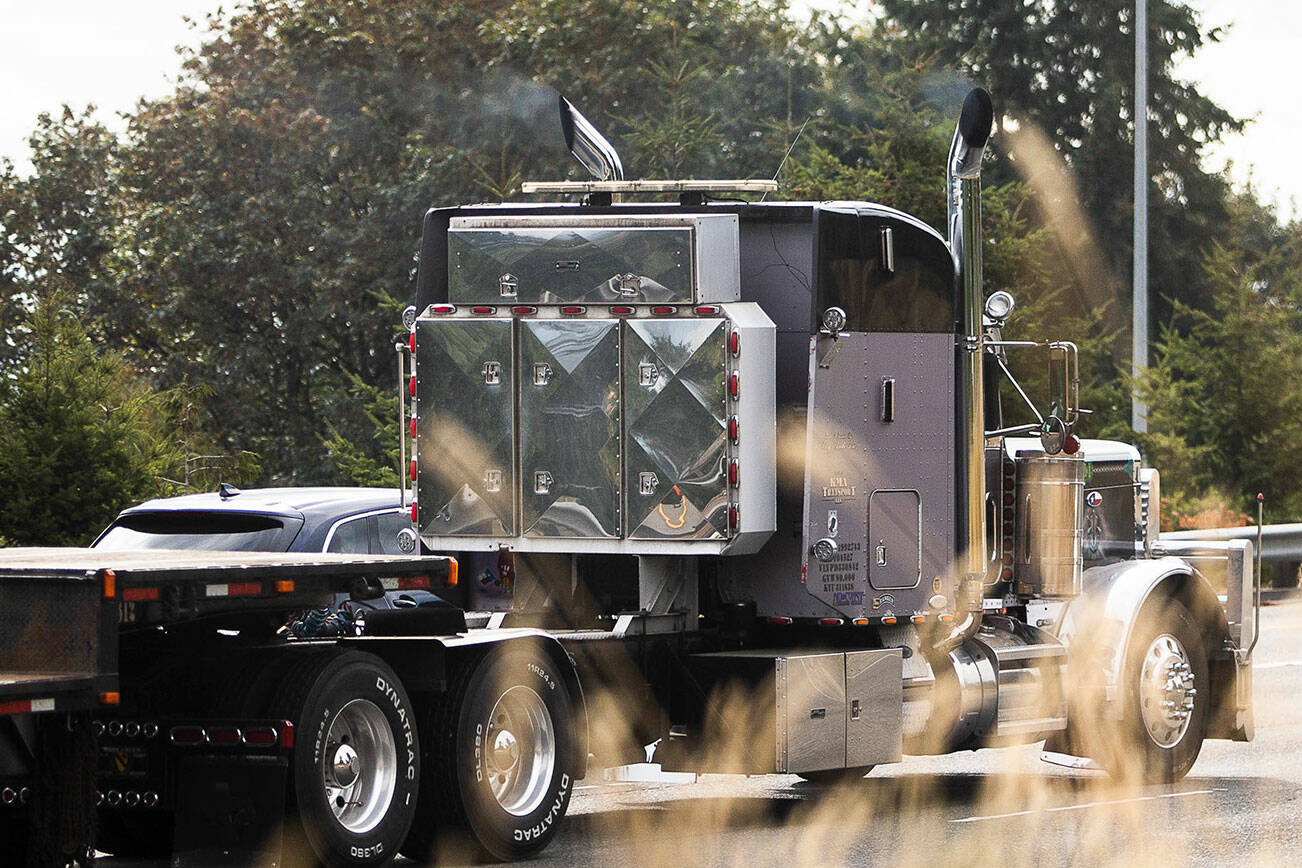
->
(0, 90), (1257, 867)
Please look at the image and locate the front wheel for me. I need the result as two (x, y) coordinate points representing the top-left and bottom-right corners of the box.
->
(405, 644), (578, 862)
(1112, 599), (1209, 783)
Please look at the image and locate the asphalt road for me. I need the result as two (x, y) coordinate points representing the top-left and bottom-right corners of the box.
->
(103, 601), (1302, 867)
(532, 600), (1302, 868)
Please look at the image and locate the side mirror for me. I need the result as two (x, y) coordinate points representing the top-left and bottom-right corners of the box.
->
(1047, 341), (1079, 426)
(1040, 415), (1067, 455)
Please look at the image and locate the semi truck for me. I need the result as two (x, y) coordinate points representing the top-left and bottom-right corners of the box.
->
(0, 89), (1258, 866)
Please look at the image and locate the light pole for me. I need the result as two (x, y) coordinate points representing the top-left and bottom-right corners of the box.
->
(1132, 0), (1149, 432)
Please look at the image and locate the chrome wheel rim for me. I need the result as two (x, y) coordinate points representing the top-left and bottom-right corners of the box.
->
(1138, 633), (1197, 749)
(485, 685), (555, 816)
(321, 698), (397, 834)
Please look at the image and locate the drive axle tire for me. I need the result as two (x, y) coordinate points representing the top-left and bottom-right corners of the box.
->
(405, 644), (578, 862)
(1113, 599), (1209, 784)
(265, 650), (419, 867)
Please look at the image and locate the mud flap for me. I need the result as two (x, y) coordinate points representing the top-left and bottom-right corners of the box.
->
(173, 755), (287, 867)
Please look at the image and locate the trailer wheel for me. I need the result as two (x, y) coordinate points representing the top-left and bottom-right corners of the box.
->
(1113, 599), (1209, 783)
(405, 644), (577, 862)
(265, 650), (419, 867)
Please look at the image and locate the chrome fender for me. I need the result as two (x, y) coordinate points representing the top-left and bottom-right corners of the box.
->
(1053, 557), (1244, 737)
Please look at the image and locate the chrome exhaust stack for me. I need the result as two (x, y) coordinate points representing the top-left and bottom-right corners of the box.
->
(559, 96), (624, 181)
(944, 87), (995, 648)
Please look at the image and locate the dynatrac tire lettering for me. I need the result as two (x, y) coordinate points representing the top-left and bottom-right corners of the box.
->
(376, 676), (418, 778)
(512, 773), (570, 842)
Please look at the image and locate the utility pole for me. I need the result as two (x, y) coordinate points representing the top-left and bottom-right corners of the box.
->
(1132, 0), (1149, 432)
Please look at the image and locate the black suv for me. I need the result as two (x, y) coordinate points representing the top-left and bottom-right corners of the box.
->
(94, 486), (414, 555)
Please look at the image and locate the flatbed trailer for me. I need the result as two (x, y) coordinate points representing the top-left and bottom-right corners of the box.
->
(0, 548), (459, 867)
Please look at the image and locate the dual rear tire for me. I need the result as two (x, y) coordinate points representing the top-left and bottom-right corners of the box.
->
(403, 644), (579, 862)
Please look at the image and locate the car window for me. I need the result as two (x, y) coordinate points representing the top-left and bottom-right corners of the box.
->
(326, 516), (372, 553)
(94, 513), (301, 552)
(374, 511), (413, 555)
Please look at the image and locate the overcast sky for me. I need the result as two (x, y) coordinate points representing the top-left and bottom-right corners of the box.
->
(1, 0), (1297, 220)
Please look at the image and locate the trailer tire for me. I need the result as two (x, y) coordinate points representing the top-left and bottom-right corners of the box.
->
(404, 644), (577, 862)
(263, 650), (420, 867)
(1112, 599), (1209, 783)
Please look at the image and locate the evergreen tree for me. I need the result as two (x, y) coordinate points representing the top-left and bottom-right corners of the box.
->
(878, 0), (1241, 332)
(0, 296), (178, 545)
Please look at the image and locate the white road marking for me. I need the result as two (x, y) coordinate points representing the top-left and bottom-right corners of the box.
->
(951, 788), (1223, 824)
(1254, 659), (1302, 669)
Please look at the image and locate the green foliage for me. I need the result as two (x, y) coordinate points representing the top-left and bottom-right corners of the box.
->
(879, 0), (1241, 328)
(0, 296), (177, 545)
(1139, 200), (1302, 525)
(0, 0), (1282, 534)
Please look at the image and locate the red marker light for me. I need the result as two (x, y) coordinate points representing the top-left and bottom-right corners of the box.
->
(512, 305), (537, 315)
(729, 331), (740, 356)
(471, 305), (496, 315)
(729, 460), (740, 487)
(729, 373), (740, 398)
(409, 376), (417, 396)
(410, 459), (417, 481)
(561, 305), (586, 316)
(651, 305), (675, 316)
(820, 617), (843, 626)
(408, 332), (416, 353)
(729, 504), (740, 529)
(694, 304), (720, 316)
(1063, 434), (1081, 455)
(410, 418), (417, 438)
(431, 304), (455, 315)
(410, 502), (418, 522)
(728, 416), (740, 443)
(610, 305), (636, 316)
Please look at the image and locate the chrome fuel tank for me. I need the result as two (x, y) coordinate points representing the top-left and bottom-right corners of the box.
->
(1014, 454), (1084, 598)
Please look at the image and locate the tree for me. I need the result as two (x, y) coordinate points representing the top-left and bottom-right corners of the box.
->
(878, 0), (1241, 336)
(0, 109), (124, 368)
(1139, 191), (1302, 527)
(0, 296), (179, 545)
(780, 27), (1127, 435)
(67, 0), (826, 484)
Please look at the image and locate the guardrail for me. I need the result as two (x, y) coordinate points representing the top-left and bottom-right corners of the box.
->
(1162, 523), (1302, 563)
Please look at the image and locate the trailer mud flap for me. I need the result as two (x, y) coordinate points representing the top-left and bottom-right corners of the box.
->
(173, 755), (287, 867)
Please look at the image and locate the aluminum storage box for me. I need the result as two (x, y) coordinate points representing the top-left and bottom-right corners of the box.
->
(415, 318), (516, 537)
(623, 318), (729, 541)
(447, 215), (740, 305)
(519, 319), (622, 538)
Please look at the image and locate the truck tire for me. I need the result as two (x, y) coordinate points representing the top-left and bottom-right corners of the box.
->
(263, 650), (420, 867)
(1112, 599), (1209, 783)
(404, 644), (577, 862)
